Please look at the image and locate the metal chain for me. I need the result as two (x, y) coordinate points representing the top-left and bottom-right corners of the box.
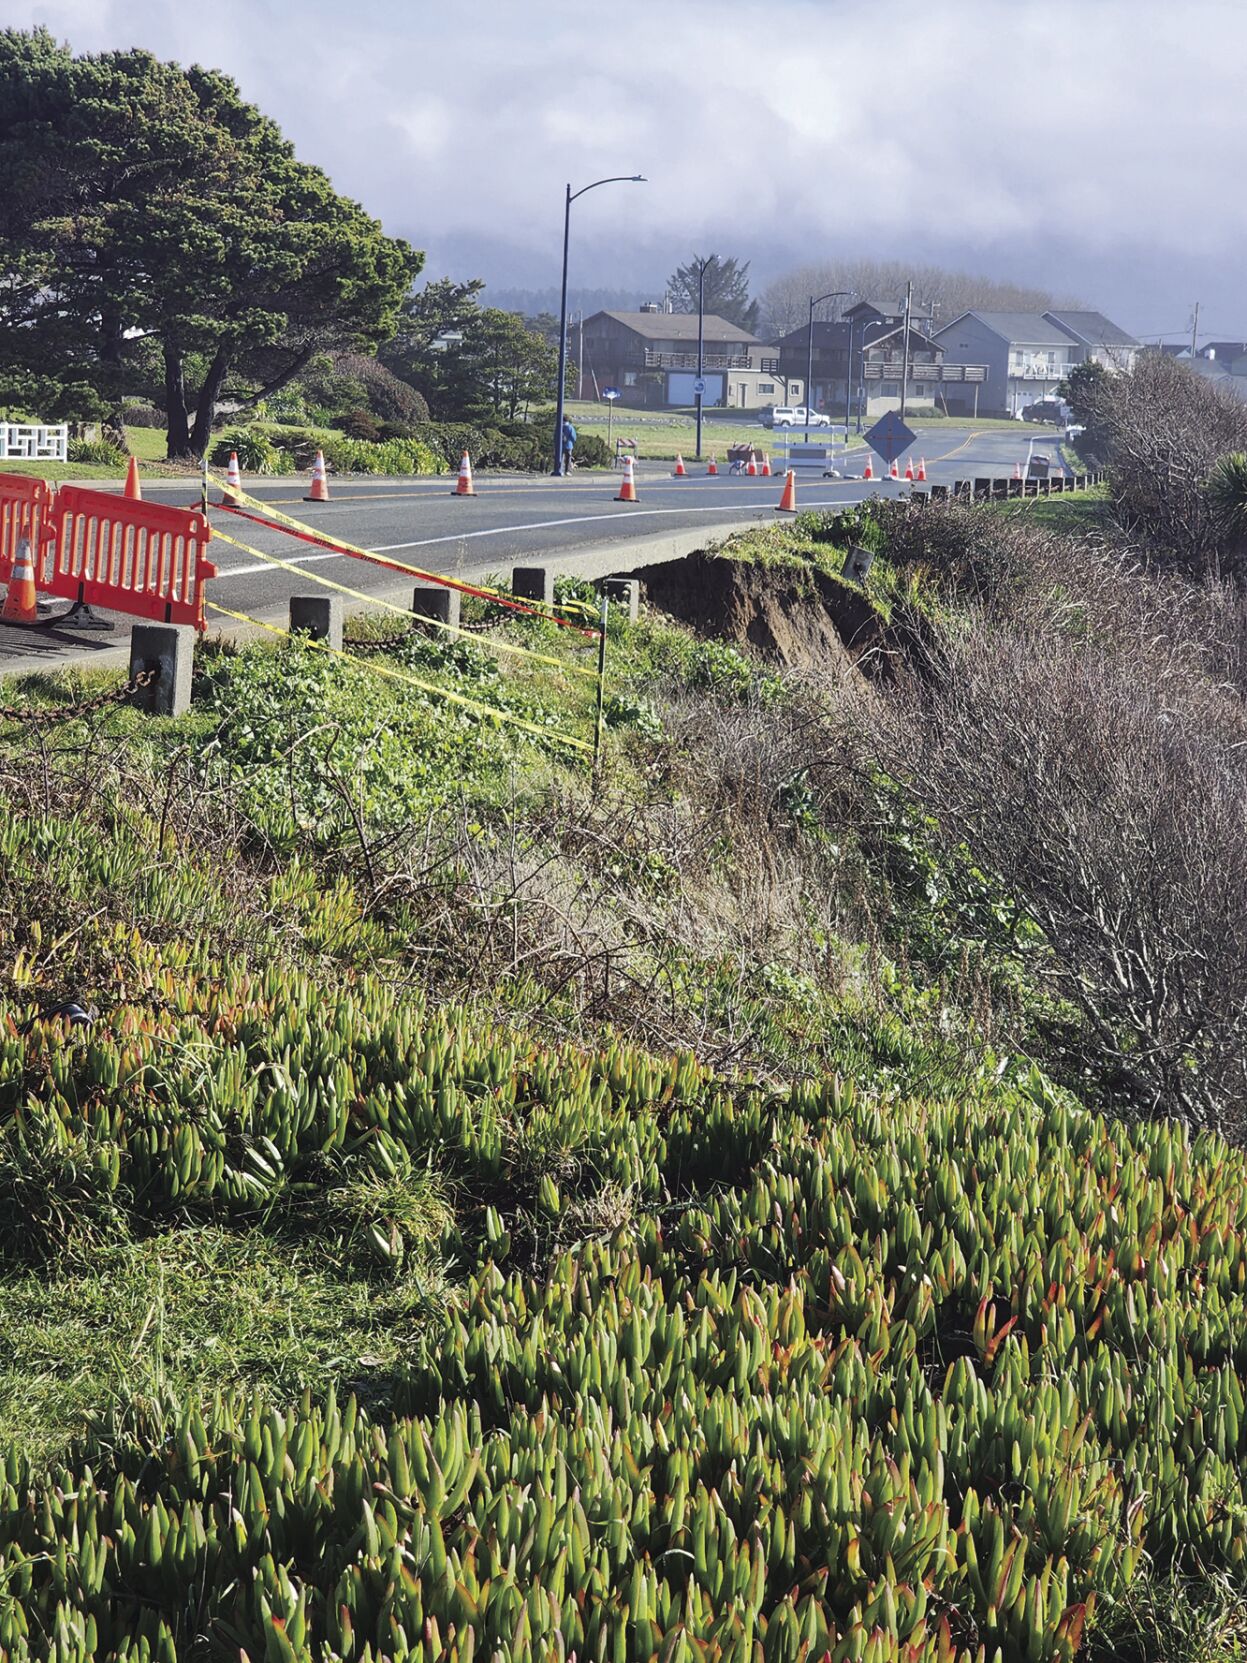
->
(0, 667), (157, 726)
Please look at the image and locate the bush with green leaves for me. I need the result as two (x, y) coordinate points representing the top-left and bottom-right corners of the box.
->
(66, 437), (126, 467)
(208, 426), (292, 475)
(319, 436), (444, 475)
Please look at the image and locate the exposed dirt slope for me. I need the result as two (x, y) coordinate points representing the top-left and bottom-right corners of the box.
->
(631, 550), (890, 678)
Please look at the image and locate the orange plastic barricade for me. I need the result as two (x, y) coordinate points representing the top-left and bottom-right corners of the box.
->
(42, 487), (217, 630)
(0, 474), (52, 585)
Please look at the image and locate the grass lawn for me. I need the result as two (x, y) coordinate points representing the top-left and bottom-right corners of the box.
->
(0, 426), (195, 481)
(563, 400), (866, 461)
(989, 485), (1110, 530)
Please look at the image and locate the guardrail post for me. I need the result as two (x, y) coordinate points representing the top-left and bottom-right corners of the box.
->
(601, 577), (639, 622)
(289, 594), (343, 649)
(512, 566), (554, 605)
(411, 582), (461, 629)
(129, 623), (193, 717)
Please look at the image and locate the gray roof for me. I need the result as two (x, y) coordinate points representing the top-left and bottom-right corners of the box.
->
(591, 310), (761, 344)
(1044, 310), (1138, 349)
(939, 311), (1076, 347)
(848, 297), (935, 319)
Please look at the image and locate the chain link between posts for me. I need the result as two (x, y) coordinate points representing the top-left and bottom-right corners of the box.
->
(0, 667), (157, 726)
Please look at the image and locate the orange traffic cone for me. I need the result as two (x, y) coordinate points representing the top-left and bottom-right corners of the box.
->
(761, 455), (772, 476)
(224, 451), (242, 502)
(614, 455), (639, 502)
(305, 451), (330, 502)
(746, 453), (758, 476)
(904, 457), (914, 481)
(1, 537), (38, 624)
(775, 469), (798, 514)
(124, 455), (142, 501)
(917, 457), (927, 481)
(707, 456), (718, 475)
(889, 458), (900, 480)
(1012, 459), (1022, 481)
(672, 453), (686, 477)
(452, 451), (476, 496)
(863, 456), (874, 480)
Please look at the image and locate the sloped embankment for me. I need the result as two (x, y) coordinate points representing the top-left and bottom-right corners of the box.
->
(630, 548), (890, 677)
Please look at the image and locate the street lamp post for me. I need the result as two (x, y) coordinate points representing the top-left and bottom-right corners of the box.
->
(554, 174), (647, 475)
(805, 290), (854, 443)
(694, 256), (716, 462)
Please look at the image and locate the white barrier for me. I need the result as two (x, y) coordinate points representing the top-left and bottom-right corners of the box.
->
(771, 432), (849, 474)
(0, 423), (68, 462)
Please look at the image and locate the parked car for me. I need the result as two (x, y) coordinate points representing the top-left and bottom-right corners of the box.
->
(766, 405), (834, 429)
(1021, 399), (1067, 424)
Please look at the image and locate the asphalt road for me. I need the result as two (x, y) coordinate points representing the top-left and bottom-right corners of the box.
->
(0, 424), (1066, 671)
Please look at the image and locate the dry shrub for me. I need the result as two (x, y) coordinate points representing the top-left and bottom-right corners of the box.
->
(861, 511), (1247, 1134)
(1086, 353), (1247, 576)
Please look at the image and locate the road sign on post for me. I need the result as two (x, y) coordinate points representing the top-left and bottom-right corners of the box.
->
(693, 377), (706, 397)
(863, 410), (917, 465)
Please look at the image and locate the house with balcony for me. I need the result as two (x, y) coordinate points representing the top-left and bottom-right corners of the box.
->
(933, 312), (1082, 416)
(934, 309), (1139, 416)
(576, 306), (776, 408)
(775, 318), (986, 421)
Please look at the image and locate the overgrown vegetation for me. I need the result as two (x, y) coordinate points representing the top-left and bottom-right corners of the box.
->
(3, 390), (1247, 1655)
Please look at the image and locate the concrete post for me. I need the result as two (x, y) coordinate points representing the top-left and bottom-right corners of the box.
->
(512, 566), (554, 605)
(602, 577), (639, 622)
(411, 582), (461, 629)
(129, 623), (193, 717)
(289, 594), (343, 649)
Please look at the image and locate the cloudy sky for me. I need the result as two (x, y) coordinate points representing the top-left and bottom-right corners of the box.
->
(9, 0), (1246, 338)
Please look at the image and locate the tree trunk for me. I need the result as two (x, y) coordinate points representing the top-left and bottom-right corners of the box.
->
(164, 343), (192, 459)
(189, 346), (232, 459)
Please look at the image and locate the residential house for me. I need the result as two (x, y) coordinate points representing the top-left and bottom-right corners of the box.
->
(775, 317), (985, 422)
(576, 306), (776, 408)
(1043, 310), (1139, 371)
(844, 298), (937, 332)
(934, 312), (1083, 416)
(934, 309), (1140, 417)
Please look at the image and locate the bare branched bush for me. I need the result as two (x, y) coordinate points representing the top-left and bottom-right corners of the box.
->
(859, 518), (1247, 1134)
(1086, 354), (1247, 576)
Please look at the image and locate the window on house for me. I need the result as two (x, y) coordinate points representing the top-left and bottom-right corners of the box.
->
(758, 382), (774, 393)
(623, 371), (637, 386)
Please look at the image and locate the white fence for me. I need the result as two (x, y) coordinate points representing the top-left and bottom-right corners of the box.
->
(0, 423), (68, 462)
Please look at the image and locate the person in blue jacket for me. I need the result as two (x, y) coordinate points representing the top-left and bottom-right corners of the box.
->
(561, 418), (577, 473)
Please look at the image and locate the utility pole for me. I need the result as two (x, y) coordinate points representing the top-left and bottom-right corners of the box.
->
(899, 279), (913, 420)
(1191, 301), (1200, 359)
(694, 256), (715, 462)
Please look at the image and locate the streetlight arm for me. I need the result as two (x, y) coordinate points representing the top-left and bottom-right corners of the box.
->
(569, 174), (646, 203)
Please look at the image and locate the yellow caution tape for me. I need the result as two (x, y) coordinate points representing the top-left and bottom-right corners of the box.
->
(205, 601), (593, 756)
(208, 525), (599, 682)
(206, 468), (581, 626)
